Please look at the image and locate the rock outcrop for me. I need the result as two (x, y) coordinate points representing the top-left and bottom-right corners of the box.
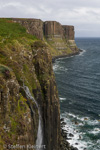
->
(13, 18), (44, 40)
(63, 25), (74, 40)
(44, 21), (64, 38)
(43, 21), (78, 56)
(12, 18), (78, 57)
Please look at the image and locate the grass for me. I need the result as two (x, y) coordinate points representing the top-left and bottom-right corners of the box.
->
(44, 36), (73, 56)
(0, 64), (10, 72)
(0, 64), (12, 79)
(0, 18), (37, 47)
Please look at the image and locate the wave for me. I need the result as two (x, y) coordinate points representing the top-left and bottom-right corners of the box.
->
(53, 64), (59, 71)
(55, 55), (75, 61)
(61, 114), (88, 150)
(59, 97), (66, 100)
(61, 112), (100, 150)
(59, 97), (66, 102)
(54, 38), (100, 150)
(64, 112), (100, 125)
(88, 128), (100, 135)
(78, 49), (86, 56)
(53, 64), (68, 73)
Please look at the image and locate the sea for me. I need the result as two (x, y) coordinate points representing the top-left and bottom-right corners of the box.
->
(53, 38), (100, 150)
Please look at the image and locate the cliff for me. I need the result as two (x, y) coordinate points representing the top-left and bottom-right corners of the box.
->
(12, 18), (79, 58)
(0, 18), (78, 150)
(12, 18), (43, 40)
(0, 18), (60, 150)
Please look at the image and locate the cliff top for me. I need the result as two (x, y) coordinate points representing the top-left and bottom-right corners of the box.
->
(12, 18), (42, 22)
(0, 18), (78, 58)
(63, 25), (74, 27)
(0, 18), (37, 48)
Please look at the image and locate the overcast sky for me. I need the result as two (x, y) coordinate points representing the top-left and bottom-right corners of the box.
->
(0, 0), (100, 37)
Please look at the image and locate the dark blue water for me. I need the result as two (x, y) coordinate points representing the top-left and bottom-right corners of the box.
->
(53, 38), (100, 150)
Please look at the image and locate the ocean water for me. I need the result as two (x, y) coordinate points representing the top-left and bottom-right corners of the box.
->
(53, 38), (100, 150)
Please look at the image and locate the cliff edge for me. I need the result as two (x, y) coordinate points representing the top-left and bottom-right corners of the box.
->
(12, 18), (79, 58)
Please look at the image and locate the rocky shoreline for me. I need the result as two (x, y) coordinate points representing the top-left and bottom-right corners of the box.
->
(52, 49), (83, 63)
(60, 118), (78, 150)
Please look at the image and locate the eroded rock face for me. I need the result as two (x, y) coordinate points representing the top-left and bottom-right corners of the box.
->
(43, 21), (77, 53)
(0, 71), (35, 150)
(44, 21), (64, 38)
(44, 21), (74, 40)
(11, 18), (78, 55)
(12, 18), (44, 40)
(32, 41), (60, 150)
(0, 40), (60, 150)
(63, 25), (74, 40)
(12, 19), (75, 41)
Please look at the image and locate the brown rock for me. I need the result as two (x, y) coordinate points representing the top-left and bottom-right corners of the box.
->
(44, 21), (63, 38)
(63, 25), (74, 40)
(12, 18), (43, 40)
(84, 118), (88, 121)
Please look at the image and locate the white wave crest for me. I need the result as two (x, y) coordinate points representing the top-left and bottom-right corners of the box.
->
(61, 112), (100, 150)
(78, 49), (86, 56)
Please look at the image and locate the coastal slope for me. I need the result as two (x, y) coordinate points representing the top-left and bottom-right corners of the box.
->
(0, 18), (60, 150)
(0, 18), (78, 150)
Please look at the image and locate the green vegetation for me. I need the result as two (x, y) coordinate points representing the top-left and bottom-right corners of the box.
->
(0, 64), (9, 73)
(44, 36), (75, 57)
(32, 40), (47, 50)
(0, 64), (12, 79)
(0, 18), (39, 90)
(0, 93), (30, 149)
(0, 18), (37, 47)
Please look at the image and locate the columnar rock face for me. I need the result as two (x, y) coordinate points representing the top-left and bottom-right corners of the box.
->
(43, 21), (77, 53)
(44, 21), (63, 38)
(44, 21), (75, 40)
(12, 18), (44, 40)
(32, 42), (60, 150)
(12, 18), (78, 53)
(12, 19), (75, 41)
(44, 21), (67, 51)
(63, 25), (74, 40)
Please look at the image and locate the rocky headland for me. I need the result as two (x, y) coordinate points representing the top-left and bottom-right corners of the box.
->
(12, 18), (79, 57)
(0, 18), (79, 150)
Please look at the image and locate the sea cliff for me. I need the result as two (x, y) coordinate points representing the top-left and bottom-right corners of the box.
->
(0, 18), (79, 150)
(12, 18), (79, 58)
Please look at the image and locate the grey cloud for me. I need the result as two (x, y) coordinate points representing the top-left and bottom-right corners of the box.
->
(0, 0), (100, 37)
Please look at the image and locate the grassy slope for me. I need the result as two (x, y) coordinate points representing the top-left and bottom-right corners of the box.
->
(0, 18), (41, 89)
(0, 19), (40, 149)
(0, 18), (37, 47)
